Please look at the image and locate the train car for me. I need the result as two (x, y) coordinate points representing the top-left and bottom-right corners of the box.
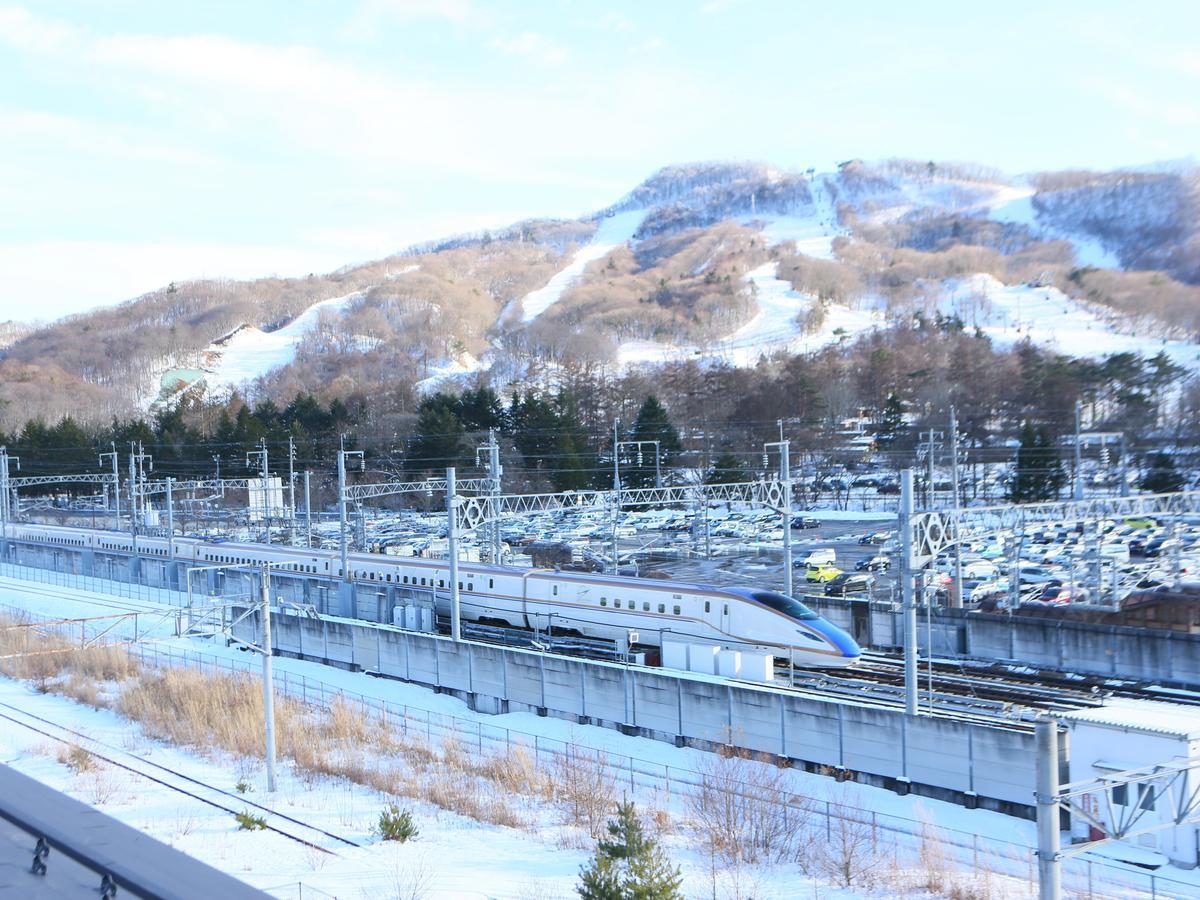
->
(5, 522), (861, 667)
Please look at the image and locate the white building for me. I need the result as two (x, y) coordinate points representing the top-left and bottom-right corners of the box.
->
(1060, 699), (1200, 868)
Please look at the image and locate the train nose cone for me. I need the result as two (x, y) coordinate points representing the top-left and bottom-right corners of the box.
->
(808, 618), (862, 659)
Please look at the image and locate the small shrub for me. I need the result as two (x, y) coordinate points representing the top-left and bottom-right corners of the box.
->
(58, 744), (95, 773)
(235, 810), (268, 831)
(378, 804), (419, 842)
(235, 781), (250, 794)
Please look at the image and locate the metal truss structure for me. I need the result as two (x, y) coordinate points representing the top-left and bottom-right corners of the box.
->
(345, 476), (492, 503)
(9, 473), (119, 489)
(909, 490), (1200, 566)
(1058, 757), (1200, 858)
(140, 478), (252, 496)
(453, 478), (790, 532)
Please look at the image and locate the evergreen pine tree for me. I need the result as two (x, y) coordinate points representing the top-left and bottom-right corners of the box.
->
(876, 393), (907, 447)
(705, 451), (748, 484)
(1007, 421), (1066, 502)
(577, 802), (682, 900)
(1140, 452), (1185, 494)
(627, 396), (682, 488)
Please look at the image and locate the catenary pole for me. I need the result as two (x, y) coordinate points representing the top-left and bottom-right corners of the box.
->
(447, 467), (462, 642)
(900, 469), (919, 716)
(1036, 716), (1061, 900)
(260, 563), (277, 793)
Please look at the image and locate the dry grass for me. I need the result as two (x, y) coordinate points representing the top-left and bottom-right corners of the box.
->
(548, 743), (616, 839)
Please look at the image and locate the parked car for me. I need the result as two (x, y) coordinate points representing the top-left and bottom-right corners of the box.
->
(805, 563), (843, 583)
(856, 555), (890, 572)
(791, 516), (821, 530)
(803, 548), (837, 567)
(825, 573), (875, 596)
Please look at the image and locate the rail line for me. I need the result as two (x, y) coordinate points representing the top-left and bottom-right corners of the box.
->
(0, 701), (359, 854)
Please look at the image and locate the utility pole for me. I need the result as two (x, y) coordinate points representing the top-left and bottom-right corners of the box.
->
(899, 469), (919, 716)
(303, 470), (313, 549)
(287, 436), (297, 543)
(130, 443), (152, 549)
(1119, 433), (1130, 498)
(260, 563), (277, 793)
(949, 408), (964, 609)
(1073, 401), (1084, 502)
(165, 477), (174, 559)
(1035, 716), (1061, 900)
(476, 429), (503, 565)
(99, 444), (119, 531)
(611, 417), (620, 575)
(446, 467), (463, 642)
(0, 447), (18, 541)
(337, 441), (364, 582)
(765, 427), (794, 598)
(919, 429), (943, 508)
(246, 439), (270, 544)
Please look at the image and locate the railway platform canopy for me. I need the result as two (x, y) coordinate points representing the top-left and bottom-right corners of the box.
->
(0, 763), (268, 899)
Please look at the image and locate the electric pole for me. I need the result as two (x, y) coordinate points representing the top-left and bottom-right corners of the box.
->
(447, 467), (463, 642)
(338, 440), (364, 581)
(287, 436), (297, 543)
(765, 425), (793, 598)
(99, 444), (119, 531)
(1073, 401), (1084, 502)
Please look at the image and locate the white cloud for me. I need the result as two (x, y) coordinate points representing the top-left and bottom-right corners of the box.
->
(0, 4), (78, 53)
(0, 107), (216, 166)
(0, 240), (352, 322)
(491, 31), (568, 65)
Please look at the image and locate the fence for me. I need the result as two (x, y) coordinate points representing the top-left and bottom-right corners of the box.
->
(2, 549), (1197, 897)
(130, 641), (1195, 899)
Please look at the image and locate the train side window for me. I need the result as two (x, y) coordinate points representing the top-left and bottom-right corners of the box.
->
(642, 602), (650, 612)
(488, 578), (494, 590)
(673, 605), (681, 616)
(458, 581), (463, 590)
(438, 579), (444, 588)
(704, 601), (711, 613)
(658, 603), (665, 614)
(552, 585), (558, 596)
(614, 599), (621, 608)
(601, 599), (607, 606)
(386, 574), (391, 582)
(723, 604), (729, 616)
(468, 583), (473, 592)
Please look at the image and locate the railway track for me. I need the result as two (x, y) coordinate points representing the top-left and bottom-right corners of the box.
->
(784, 651), (1200, 721)
(0, 701), (359, 854)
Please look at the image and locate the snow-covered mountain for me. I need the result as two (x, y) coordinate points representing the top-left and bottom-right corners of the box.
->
(5, 157), (1199, 426)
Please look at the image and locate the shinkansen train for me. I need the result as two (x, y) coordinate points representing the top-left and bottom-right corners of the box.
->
(7, 522), (862, 667)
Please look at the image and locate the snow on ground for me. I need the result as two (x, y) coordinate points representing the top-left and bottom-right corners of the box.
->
(516, 210), (644, 323)
(616, 262), (883, 369)
(203, 290), (365, 394)
(989, 190), (1123, 269)
(413, 351), (486, 396)
(740, 174), (844, 259)
(934, 274), (1200, 371)
(1, 567), (1196, 898)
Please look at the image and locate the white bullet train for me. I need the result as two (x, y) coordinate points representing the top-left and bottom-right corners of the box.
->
(6, 522), (862, 667)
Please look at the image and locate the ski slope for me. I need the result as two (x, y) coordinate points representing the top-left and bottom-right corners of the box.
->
(936, 274), (1200, 370)
(202, 290), (365, 394)
(517, 210), (644, 323)
(989, 190), (1122, 269)
(617, 262), (883, 368)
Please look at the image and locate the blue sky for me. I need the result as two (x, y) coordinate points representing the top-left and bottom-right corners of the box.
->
(1, 0), (1197, 321)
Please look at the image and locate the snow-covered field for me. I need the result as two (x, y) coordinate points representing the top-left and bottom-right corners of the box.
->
(516, 210), (644, 324)
(0, 569), (1196, 898)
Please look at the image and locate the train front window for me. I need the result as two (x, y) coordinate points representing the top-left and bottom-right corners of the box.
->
(750, 591), (818, 620)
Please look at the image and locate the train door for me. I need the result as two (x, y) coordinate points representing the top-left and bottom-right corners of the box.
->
(719, 596), (731, 635)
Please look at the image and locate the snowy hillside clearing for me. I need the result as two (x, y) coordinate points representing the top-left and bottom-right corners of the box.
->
(516, 210), (644, 323)
(413, 350), (486, 395)
(935, 274), (1200, 371)
(988, 191), (1122, 269)
(618, 261), (883, 368)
